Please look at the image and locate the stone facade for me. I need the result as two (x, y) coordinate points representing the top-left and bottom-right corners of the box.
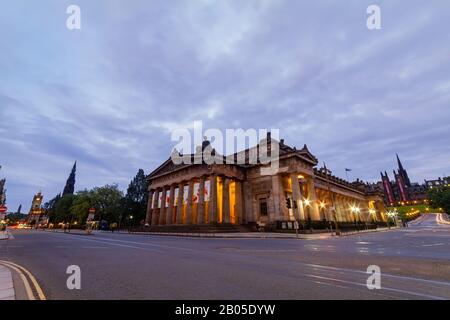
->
(146, 136), (387, 228)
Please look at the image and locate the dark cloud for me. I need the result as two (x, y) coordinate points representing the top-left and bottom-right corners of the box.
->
(1, 0), (449, 210)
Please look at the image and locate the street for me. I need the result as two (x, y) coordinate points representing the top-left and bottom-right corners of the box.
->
(1, 214), (449, 300)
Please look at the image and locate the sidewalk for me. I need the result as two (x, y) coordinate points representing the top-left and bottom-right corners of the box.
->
(103, 227), (400, 239)
(0, 264), (15, 300)
(0, 231), (10, 240)
(42, 226), (400, 239)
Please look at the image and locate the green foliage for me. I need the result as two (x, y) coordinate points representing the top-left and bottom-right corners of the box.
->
(69, 190), (92, 222)
(122, 169), (148, 224)
(42, 169), (148, 227)
(44, 193), (61, 222)
(428, 188), (450, 213)
(90, 184), (124, 223)
(54, 194), (75, 222)
(6, 213), (27, 223)
(389, 205), (429, 215)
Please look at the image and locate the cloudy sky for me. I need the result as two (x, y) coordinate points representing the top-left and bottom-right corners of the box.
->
(1, 0), (449, 211)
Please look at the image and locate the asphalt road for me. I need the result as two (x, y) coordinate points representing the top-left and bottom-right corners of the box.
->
(1, 214), (449, 300)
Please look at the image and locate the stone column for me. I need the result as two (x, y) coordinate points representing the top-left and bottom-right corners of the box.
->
(197, 177), (205, 224)
(291, 174), (305, 220)
(307, 178), (321, 221)
(186, 180), (195, 224)
(222, 177), (231, 223)
(176, 183), (184, 224)
(208, 175), (218, 223)
(235, 180), (244, 224)
(271, 175), (282, 220)
(145, 189), (154, 225)
(243, 181), (253, 222)
(167, 185), (175, 225)
(159, 187), (167, 225)
(151, 189), (159, 226)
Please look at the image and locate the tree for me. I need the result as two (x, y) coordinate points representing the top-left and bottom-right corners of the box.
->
(44, 194), (61, 222)
(428, 188), (450, 214)
(54, 194), (75, 222)
(69, 190), (93, 223)
(122, 169), (148, 224)
(90, 184), (124, 223)
(62, 162), (77, 196)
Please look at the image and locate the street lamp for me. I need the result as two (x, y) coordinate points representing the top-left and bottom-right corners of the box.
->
(387, 209), (398, 227)
(128, 215), (134, 233)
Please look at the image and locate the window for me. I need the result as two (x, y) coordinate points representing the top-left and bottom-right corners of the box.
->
(259, 199), (268, 216)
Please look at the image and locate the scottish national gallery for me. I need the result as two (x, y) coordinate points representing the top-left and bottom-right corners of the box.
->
(145, 134), (387, 232)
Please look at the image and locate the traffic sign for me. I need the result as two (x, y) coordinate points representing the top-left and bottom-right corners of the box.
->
(89, 207), (96, 214)
(0, 206), (7, 213)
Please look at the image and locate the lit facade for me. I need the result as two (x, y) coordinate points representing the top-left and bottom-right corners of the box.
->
(146, 135), (387, 229)
(27, 191), (46, 225)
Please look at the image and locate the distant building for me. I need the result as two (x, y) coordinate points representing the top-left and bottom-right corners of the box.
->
(425, 177), (450, 190)
(27, 191), (47, 226)
(378, 155), (429, 206)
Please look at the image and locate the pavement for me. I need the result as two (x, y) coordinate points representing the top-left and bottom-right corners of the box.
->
(0, 264), (14, 300)
(1, 213), (449, 300)
(42, 225), (400, 240)
(0, 231), (10, 240)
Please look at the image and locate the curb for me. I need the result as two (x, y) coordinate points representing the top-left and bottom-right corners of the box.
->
(0, 264), (15, 300)
(0, 260), (46, 300)
(0, 231), (9, 240)
(41, 226), (400, 240)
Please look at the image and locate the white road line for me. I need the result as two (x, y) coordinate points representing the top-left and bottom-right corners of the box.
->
(421, 243), (445, 247)
(304, 274), (446, 300)
(51, 234), (164, 253)
(303, 262), (450, 287)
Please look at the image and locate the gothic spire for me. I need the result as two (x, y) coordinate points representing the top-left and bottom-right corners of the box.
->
(62, 161), (77, 196)
(396, 154), (404, 172)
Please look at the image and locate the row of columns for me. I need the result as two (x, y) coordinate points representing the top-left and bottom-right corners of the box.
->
(290, 173), (321, 221)
(289, 173), (382, 223)
(146, 175), (244, 226)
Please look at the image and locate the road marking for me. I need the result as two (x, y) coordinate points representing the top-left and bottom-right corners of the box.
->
(303, 263), (450, 287)
(55, 232), (200, 253)
(49, 234), (164, 253)
(0, 262), (34, 300)
(304, 273), (446, 300)
(0, 260), (46, 300)
(421, 243), (445, 247)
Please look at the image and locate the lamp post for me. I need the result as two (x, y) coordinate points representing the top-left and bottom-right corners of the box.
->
(128, 215), (134, 233)
(387, 209), (398, 228)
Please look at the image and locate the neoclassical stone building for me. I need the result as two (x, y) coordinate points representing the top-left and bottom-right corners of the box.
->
(145, 134), (387, 229)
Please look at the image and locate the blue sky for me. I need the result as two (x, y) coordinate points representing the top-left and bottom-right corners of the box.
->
(1, 0), (450, 211)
